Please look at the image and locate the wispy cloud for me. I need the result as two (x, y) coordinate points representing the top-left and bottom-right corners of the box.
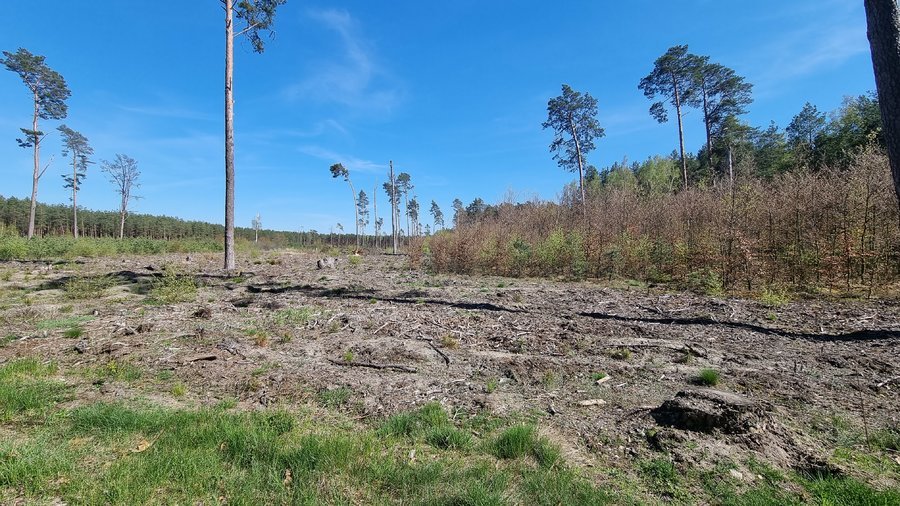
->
(746, 0), (869, 96)
(298, 145), (386, 173)
(284, 9), (404, 112)
(117, 104), (215, 121)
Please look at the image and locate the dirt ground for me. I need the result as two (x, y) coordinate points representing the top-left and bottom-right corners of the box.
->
(2, 251), (899, 488)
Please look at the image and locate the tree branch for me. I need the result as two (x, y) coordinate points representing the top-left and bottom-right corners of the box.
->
(234, 22), (261, 38)
(38, 155), (54, 180)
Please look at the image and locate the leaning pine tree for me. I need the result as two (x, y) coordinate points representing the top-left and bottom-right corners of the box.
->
(0, 48), (70, 238)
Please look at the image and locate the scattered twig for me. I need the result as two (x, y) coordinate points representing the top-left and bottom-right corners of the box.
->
(183, 353), (217, 364)
(419, 337), (451, 366)
(327, 359), (417, 373)
(874, 376), (900, 389)
(372, 322), (392, 335)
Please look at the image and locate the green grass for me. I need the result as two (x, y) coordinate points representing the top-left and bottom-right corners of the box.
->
(0, 236), (221, 261)
(0, 358), (67, 421)
(63, 326), (84, 339)
(490, 425), (562, 469)
(695, 368), (720, 386)
(93, 360), (143, 383)
(273, 307), (315, 326)
(148, 266), (197, 304)
(64, 275), (115, 300)
(36, 315), (94, 330)
(0, 398), (619, 505)
(317, 387), (351, 408)
(3, 359), (897, 505)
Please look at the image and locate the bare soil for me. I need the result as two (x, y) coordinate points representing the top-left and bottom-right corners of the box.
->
(2, 251), (899, 487)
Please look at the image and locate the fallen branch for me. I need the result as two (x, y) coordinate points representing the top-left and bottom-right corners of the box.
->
(183, 353), (217, 364)
(419, 337), (451, 366)
(327, 359), (417, 373)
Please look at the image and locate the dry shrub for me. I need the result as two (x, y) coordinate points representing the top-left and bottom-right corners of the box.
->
(430, 147), (900, 294)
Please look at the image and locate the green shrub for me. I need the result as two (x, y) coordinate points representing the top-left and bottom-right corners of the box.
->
(695, 368), (720, 386)
(149, 266), (197, 304)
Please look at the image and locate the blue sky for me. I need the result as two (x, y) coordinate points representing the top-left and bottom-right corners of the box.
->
(0, 0), (876, 233)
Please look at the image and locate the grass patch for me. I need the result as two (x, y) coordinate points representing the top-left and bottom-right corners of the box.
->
(273, 307), (315, 326)
(62, 327), (84, 339)
(0, 358), (67, 420)
(490, 424), (562, 468)
(148, 266), (197, 304)
(64, 275), (115, 300)
(36, 315), (94, 330)
(317, 387), (351, 408)
(695, 368), (720, 386)
(640, 458), (684, 498)
(94, 360), (142, 383)
(0, 399), (620, 505)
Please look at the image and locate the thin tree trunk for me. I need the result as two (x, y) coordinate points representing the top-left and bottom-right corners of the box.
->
(702, 84), (713, 171)
(728, 143), (734, 187)
(390, 161), (398, 254)
(348, 179), (359, 251)
(72, 153), (78, 239)
(569, 115), (586, 217)
(224, 0), (236, 271)
(865, 0), (900, 214)
(28, 91), (39, 239)
(119, 201), (126, 240)
(373, 184), (378, 249)
(673, 75), (688, 190)
(403, 191), (410, 241)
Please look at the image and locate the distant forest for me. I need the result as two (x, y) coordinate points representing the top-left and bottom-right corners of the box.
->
(0, 195), (362, 249)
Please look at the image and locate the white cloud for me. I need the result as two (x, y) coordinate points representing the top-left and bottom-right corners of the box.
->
(298, 145), (386, 173)
(284, 9), (404, 112)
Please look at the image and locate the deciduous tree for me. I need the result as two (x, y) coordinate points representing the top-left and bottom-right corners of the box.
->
(100, 154), (140, 239)
(223, 0), (286, 271)
(1, 48), (70, 238)
(57, 125), (92, 238)
(640, 45), (704, 189)
(542, 84), (605, 211)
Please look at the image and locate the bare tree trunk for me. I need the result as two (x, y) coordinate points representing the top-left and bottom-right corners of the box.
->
(865, 0), (900, 214)
(28, 91), (39, 239)
(569, 116), (587, 217)
(702, 84), (713, 170)
(348, 179), (359, 251)
(373, 184), (378, 249)
(224, 0), (237, 271)
(72, 155), (78, 239)
(673, 76), (688, 190)
(390, 161), (398, 254)
(728, 143), (734, 187)
(119, 201), (126, 240)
